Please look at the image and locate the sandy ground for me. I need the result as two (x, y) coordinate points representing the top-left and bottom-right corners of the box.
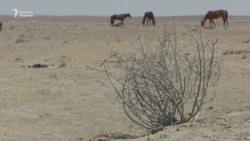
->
(0, 15), (250, 141)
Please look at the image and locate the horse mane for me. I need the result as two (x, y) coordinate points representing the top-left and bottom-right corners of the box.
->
(203, 10), (211, 20)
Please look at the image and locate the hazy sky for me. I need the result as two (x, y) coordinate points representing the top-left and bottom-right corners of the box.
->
(0, 0), (249, 16)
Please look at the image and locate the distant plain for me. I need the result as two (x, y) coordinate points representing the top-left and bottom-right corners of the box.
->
(0, 15), (250, 140)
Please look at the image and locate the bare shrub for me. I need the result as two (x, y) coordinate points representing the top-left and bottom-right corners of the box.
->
(101, 23), (221, 130)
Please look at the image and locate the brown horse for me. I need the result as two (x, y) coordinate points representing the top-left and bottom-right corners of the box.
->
(110, 13), (132, 25)
(142, 11), (155, 26)
(201, 10), (228, 28)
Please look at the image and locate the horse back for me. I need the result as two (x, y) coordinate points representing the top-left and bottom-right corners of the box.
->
(207, 10), (227, 19)
(111, 14), (117, 18)
(145, 12), (155, 20)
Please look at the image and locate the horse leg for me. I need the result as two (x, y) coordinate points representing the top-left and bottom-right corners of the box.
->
(209, 20), (212, 28)
(223, 18), (229, 27)
(211, 19), (216, 28)
(224, 20), (229, 27)
(224, 14), (229, 27)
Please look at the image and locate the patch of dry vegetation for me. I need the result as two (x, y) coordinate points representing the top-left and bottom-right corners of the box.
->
(100, 23), (221, 133)
(222, 50), (250, 55)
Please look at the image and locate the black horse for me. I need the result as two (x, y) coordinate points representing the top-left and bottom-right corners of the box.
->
(110, 13), (132, 26)
(142, 11), (155, 26)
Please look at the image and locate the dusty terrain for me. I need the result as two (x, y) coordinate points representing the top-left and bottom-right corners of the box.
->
(0, 15), (250, 141)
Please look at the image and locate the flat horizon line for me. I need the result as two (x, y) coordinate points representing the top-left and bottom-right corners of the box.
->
(1, 14), (250, 17)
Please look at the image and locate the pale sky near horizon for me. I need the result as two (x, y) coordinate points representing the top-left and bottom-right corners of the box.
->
(0, 0), (249, 16)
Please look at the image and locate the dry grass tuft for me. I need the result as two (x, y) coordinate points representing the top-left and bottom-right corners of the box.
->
(242, 40), (250, 43)
(222, 50), (250, 55)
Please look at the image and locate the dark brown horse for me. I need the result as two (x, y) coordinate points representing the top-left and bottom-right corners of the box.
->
(142, 11), (155, 26)
(201, 10), (228, 28)
(110, 13), (132, 25)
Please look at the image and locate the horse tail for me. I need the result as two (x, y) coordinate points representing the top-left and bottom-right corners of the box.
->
(225, 10), (228, 19)
(225, 10), (229, 26)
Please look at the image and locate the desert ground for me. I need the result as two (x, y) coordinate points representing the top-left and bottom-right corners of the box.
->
(0, 15), (250, 141)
